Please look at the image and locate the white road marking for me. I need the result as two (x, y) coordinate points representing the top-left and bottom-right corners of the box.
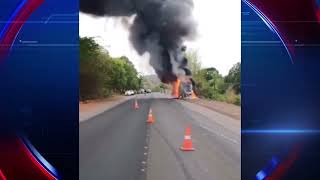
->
(199, 124), (239, 144)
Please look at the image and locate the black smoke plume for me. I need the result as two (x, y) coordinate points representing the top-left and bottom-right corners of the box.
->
(80, 0), (197, 83)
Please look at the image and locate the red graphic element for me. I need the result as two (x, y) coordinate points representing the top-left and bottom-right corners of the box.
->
(249, 0), (320, 54)
(0, 0), (44, 59)
(314, 0), (320, 23)
(0, 169), (7, 180)
(0, 136), (56, 180)
(266, 144), (301, 180)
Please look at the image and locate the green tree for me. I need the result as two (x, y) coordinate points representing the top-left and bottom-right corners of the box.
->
(185, 50), (239, 105)
(80, 37), (142, 100)
(80, 37), (101, 61)
(225, 62), (241, 94)
(187, 50), (201, 77)
(206, 68), (228, 94)
(80, 37), (109, 100)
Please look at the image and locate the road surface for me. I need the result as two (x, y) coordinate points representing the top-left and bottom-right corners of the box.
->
(80, 93), (240, 180)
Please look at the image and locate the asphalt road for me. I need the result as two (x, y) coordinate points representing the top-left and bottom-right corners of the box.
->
(80, 93), (240, 180)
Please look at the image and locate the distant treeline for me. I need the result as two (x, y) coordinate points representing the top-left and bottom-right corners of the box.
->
(80, 37), (142, 100)
(80, 37), (240, 105)
(187, 51), (241, 105)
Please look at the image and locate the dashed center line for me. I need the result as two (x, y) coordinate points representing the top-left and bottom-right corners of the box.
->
(140, 122), (152, 177)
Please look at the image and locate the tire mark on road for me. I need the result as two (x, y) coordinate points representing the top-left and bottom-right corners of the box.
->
(152, 125), (195, 180)
(177, 102), (239, 145)
(198, 124), (239, 145)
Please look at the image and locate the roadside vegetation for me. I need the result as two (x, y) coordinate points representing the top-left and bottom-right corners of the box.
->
(80, 37), (240, 105)
(80, 37), (142, 101)
(187, 51), (241, 105)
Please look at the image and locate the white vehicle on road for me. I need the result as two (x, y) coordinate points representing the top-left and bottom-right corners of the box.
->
(138, 89), (145, 94)
(125, 90), (135, 96)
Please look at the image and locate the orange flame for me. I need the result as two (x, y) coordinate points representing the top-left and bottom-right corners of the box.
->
(191, 90), (198, 99)
(171, 79), (181, 98)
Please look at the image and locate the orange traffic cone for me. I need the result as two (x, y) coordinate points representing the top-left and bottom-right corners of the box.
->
(146, 108), (155, 124)
(180, 126), (195, 151)
(133, 99), (139, 109)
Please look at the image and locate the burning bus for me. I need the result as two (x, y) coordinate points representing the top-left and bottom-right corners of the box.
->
(181, 81), (193, 98)
(172, 78), (197, 99)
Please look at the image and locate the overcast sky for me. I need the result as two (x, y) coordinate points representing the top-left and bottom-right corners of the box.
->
(80, 0), (240, 76)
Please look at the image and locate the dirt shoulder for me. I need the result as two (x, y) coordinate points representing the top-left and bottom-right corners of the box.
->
(79, 95), (134, 122)
(186, 98), (240, 120)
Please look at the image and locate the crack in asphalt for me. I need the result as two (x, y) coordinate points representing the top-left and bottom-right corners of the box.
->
(179, 102), (239, 145)
(152, 125), (195, 180)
